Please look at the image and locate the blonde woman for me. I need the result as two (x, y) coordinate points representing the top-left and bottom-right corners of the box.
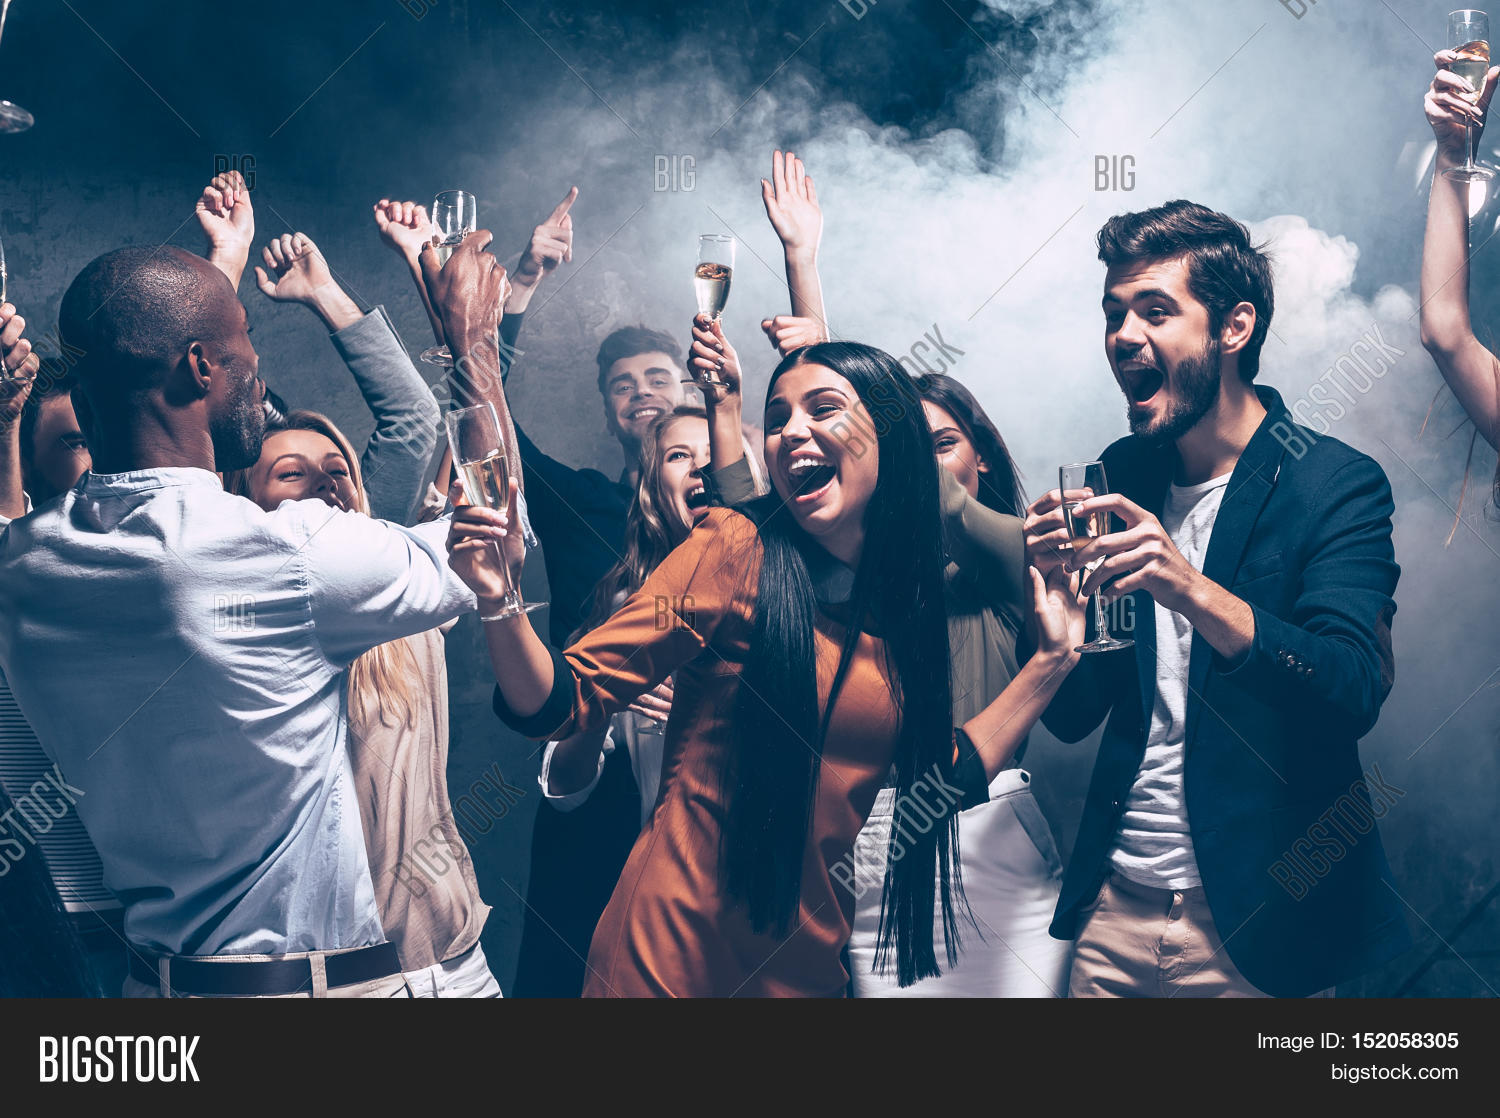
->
(224, 227), (498, 997)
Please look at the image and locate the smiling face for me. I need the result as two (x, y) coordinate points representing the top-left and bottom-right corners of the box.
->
(764, 362), (878, 563)
(602, 351), (687, 451)
(1103, 256), (1224, 443)
(922, 400), (987, 500)
(247, 428), (358, 513)
(655, 415), (713, 542)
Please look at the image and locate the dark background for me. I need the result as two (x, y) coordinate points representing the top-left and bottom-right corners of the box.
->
(4, 0), (1497, 995)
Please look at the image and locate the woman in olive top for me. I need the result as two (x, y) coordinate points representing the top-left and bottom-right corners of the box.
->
(847, 374), (1074, 997)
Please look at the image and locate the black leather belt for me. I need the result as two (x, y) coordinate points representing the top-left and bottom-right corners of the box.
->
(129, 942), (401, 996)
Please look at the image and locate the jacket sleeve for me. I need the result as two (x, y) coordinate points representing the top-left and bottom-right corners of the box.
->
(938, 467), (1027, 625)
(703, 456), (761, 507)
(331, 305), (441, 526)
(1215, 455), (1398, 739)
(493, 508), (761, 740)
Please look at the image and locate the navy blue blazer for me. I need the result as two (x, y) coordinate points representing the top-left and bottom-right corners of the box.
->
(1045, 386), (1410, 996)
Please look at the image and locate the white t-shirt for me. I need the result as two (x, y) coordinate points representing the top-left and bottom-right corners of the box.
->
(1109, 471), (1232, 890)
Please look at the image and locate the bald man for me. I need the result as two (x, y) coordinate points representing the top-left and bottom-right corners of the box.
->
(0, 245), (483, 997)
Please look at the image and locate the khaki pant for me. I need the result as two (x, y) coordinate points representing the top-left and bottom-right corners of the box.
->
(122, 947), (411, 999)
(1067, 871), (1268, 998)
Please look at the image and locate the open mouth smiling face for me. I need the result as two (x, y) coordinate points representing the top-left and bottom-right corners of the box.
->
(763, 362), (878, 554)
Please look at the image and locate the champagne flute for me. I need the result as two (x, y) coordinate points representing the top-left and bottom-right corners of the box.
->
(686, 234), (734, 387)
(446, 402), (545, 620)
(421, 190), (479, 367)
(1446, 10), (1496, 182)
(0, 2), (34, 134)
(1060, 461), (1134, 654)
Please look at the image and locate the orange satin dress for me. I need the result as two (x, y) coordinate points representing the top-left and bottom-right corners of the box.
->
(501, 508), (901, 997)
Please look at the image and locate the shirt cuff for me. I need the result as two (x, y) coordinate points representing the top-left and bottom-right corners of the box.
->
(491, 644), (578, 739)
(538, 731), (614, 811)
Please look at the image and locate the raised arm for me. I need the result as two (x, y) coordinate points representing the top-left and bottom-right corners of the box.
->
(195, 170), (255, 289)
(687, 315), (761, 505)
(0, 303), (38, 520)
(421, 229), (522, 504)
(255, 232), (439, 523)
(1421, 49), (1500, 449)
(761, 150), (827, 335)
(938, 466), (1026, 623)
(373, 199), (444, 347)
(961, 566), (1083, 780)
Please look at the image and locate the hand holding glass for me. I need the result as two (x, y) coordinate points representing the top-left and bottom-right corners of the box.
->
(422, 190), (479, 367)
(446, 402), (544, 620)
(687, 235), (735, 386)
(1446, 10), (1496, 182)
(1060, 461), (1133, 654)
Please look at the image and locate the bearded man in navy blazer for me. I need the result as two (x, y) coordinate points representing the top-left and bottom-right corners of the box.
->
(1026, 200), (1410, 997)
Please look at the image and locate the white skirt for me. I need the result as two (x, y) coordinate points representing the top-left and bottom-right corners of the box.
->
(847, 768), (1073, 997)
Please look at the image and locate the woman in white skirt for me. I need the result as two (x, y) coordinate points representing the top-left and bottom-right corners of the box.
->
(847, 375), (1074, 997)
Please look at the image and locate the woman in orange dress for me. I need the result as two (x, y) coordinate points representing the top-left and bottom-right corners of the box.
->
(447, 342), (1083, 996)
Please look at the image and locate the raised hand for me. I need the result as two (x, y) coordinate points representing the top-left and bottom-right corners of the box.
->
(420, 228), (510, 356)
(1428, 49), (1500, 161)
(1023, 487), (1093, 578)
(760, 314), (825, 356)
(688, 314), (742, 406)
(254, 233), (337, 304)
(254, 233), (361, 332)
(508, 187), (577, 312)
(1026, 563), (1086, 661)
(761, 150), (821, 257)
(373, 199), (435, 264)
(445, 475), (525, 606)
(196, 170), (255, 286)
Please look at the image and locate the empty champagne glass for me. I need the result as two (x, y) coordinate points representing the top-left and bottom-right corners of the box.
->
(446, 402), (544, 620)
(1060, 461), (1133, 654)
(422, 190), (479, 366)
(686, 234), (734, 386)
(1446, 10), (1496, 182)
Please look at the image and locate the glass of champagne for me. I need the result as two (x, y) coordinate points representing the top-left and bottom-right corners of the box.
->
(422, 190), (479, 367)
(1060, 461), (1133, 654)
(0, 2), (34, 134)
(686, 234), (735, 386)
(445, 402), (545, 620)
(1447, 10), (1496, 182)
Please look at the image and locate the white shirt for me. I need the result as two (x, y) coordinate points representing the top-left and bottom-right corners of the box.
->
(1109, 471), (1232, 890)
(0, 467), (476, 957)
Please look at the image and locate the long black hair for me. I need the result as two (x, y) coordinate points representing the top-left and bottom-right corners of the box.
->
(722, 341), (963, 986)
(913, 373), (1026, 518)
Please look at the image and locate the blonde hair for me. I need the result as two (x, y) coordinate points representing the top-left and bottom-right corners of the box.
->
(225, 409), (420, 730)
(580, 404), (765, 637)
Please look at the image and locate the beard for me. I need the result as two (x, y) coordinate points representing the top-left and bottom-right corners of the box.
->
(210, 372), (267, 472)
(1127, 337), (1221, 444)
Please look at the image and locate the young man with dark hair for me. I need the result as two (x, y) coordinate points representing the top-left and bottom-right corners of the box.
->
(1027, 199), (1409, 998)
